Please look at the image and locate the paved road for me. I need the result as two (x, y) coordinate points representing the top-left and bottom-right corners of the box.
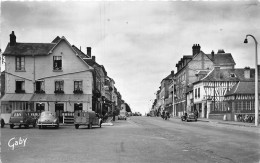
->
(1, 116), (259, 163)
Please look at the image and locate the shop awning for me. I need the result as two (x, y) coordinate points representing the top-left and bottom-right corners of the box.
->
(30, 94), (91, 102)
(0, 93), (34, 102)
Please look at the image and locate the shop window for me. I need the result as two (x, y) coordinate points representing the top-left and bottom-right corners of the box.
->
(36, 103), (45, 112)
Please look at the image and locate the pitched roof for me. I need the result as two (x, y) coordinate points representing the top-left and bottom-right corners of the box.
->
(200, 68), (257, 82)
(3, 42), (56, 56)
(72, 45), (90, 59)
(225, 81), (260, 96)
(206, 53), (236, 66)
(52, 36), (61, 43)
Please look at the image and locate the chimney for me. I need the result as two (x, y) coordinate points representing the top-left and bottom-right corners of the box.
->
(171, 70), (174, 77)
(92, 56), (96, 62)
(10, 31), (16, 46)
(87, 47), (91, 58)
(211, 50), (215, 61)
(214, 66), (221, 79)
(244, 67), (250, 79)
(192, 44), (201, 56)
(217, 49), (225, 53)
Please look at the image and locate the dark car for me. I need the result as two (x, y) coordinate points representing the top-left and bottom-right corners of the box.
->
(181, 112), (197, 122)
(9, 110), (37, 129)
(1, 118), (5, 128)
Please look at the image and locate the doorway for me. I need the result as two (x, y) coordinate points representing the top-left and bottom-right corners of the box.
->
(55, 103), (64, 123)
(36, 103), (45, 112)
(74, 103), (83, 112)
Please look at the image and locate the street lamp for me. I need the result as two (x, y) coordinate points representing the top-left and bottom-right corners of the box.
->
(244, 34), (259, 126)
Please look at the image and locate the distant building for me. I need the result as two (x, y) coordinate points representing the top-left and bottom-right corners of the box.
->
(174, 44), (235, 117)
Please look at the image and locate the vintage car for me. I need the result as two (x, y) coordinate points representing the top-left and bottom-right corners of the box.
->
(9, 110), (37, 129)
(118, 114), (127, 120)
(181, 112), (197, 122)
(1, 118), (5, 128)
(37, 111), (59, 129)
(74, 110), (102, 129)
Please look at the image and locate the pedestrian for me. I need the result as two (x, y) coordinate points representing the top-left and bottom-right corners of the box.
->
(194, 109), (198, 118)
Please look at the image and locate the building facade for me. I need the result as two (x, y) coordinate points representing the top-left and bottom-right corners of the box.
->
(1, 32), (93, 123)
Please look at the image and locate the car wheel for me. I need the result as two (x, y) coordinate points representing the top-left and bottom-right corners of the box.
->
(55, 125), (59, 129)
(10, 124), (14, 129)
(75, 124), (79, 129)
(19, 125), (22, 128)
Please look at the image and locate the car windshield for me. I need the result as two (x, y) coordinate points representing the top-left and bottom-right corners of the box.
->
(41, 112), (55, 117)
(12, 112), (23, 117)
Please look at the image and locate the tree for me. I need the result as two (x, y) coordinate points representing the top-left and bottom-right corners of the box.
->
(125, 103), (132, 112)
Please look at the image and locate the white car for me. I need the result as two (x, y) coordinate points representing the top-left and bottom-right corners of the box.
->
(118, 115), (127, 120)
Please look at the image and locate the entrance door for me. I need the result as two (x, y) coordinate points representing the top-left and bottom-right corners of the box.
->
(74, 103), (83, 112)
(55, 103), (64, 123)
(36, 103), (45, 112)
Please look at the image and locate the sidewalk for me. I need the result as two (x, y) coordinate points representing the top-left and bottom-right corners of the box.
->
(197, 118), (259, 128)
(153, 116), (259, 128)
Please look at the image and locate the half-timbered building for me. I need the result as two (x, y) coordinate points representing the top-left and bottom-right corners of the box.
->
(174, 45), (235, 117)
(193, 66), (258, 121)
(224, 66), (260, 122)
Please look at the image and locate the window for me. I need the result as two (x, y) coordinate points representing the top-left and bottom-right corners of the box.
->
(54, 80), (64, 93)
(53, 56), (62, 70)
(35, 80), (45, 93)
(74, 81), (83, 94)
(195, 89), (197, 99)
(15, 80), (25, 93)
(198, 88), (200, 98)
(15, 56), (25, 71)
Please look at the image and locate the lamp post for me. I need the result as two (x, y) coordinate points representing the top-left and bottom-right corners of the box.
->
(244, 34), (259, 126)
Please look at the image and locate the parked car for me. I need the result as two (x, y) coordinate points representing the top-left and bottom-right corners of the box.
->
(181, 112), (197, 122)
(74, 110), (102, 129)
(37, 111), (59, 129)
(1, 118), (5, 128)
(9, 110), (37, 129)
(118, 114), (127, 120)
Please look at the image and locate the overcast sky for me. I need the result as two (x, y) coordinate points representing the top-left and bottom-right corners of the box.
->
(1, 1), (260, 115)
